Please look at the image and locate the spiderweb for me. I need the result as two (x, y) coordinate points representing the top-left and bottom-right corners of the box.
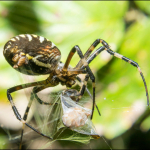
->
(27, 87), (101, 149)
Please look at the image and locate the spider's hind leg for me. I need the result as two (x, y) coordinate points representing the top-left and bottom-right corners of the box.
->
(75, 39), (109, 69)
(20, 85), (57, 148)
(20, 91), (34, 149)
(67, 45), (96, 119)
(6, 81), (53, 149)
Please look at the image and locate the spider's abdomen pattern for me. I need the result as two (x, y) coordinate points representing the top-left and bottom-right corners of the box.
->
(3, 34), (61, 75)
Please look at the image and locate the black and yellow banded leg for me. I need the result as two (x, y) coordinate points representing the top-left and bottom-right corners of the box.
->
(20, 85), (56, 149)
(20, 93), (34, 149)
(106, 48), (149, 106)
(80, 46), (106, 70)
(7, 81), (45, 123)
(76, 39), (109, 69)
(86, 46), (105, 66)
(84, 39), (109, 59)
(22, 78), (58, 122)
(76, 74), (90, 102)
(81, 44), (149, 108)
(32, 86), (57, 105)
(7, 81), (52, 149)
(75, 46), (106, 117)
(76, 76), (101, 116)
(76, 74), (97, 118)
(70, 46), (96, 119)
(63, 45), (96, 119)
(76, 76), (101, 117)
(62, 46), (77, 72)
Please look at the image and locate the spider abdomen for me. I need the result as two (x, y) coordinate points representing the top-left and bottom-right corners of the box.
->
(3, 34), (61, 75)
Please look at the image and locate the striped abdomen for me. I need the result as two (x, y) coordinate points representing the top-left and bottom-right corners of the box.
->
(3, 34), (61, 75)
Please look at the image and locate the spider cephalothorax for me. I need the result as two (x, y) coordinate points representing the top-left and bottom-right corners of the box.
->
(3, 34), (149, 149)
(45, 64), (77, 88)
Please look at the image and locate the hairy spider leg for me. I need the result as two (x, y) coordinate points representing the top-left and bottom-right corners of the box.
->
(63, 45), (96, 119)
(77, 74), (90, 101)
(85, 46), (106, 67)
(76, 76), (101, 116)
(81, 45), (149, 106)
(20, 91), (35, 149)
(76, 39), (109, 69)
(81, 43), (149, 106)
(31, 76), (101, 116)
(77, 43), (149, 117)
(32, 86), (57, 105)
(75, 46), (106, 116)
(7, 80), (53, 149)
(62, 46), (89, 75)
(78, 46), (106, 101)
(20, 84), (57, 149)
(105, 48), (149, 106)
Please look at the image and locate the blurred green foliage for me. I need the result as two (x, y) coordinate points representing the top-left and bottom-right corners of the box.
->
(0, 1), (150, 149)
(7, 1), (41, 34)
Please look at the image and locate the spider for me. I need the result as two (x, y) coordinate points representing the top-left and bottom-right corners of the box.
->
(3, 34), (149, 149)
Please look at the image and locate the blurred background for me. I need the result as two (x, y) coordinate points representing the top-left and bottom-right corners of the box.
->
(0, 1), (150, 149)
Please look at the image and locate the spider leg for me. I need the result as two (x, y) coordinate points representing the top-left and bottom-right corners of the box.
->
(76, 76), (101, 116)
(76, 74), (97, 118)
(7, 81), (53, 149)
(76, 39), (109, 69)
(75, 46), (96, 119)
(76, 74), (89, 102)
(81, 45), (149, 107)
(105, 48), (149, 106)
(76, 46), (106, 117)
(79, 43), (149, 111)
(63, 45), (96, 119)
(32, 86), (55, 105)
(62, 46), (77, 71)
(86, 46), (105, 66)
(20, 85), (57, 149)
(79, 46), (106, 70)
(20, 91), (35, 149)
(7, 81), (45, 123)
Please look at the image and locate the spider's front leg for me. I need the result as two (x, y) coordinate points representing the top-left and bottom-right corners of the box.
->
(80, 40), (149, 107)
(105, 48), (149, 106)
(75, 39), (109, 69)
(62, 45), (96, 119)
